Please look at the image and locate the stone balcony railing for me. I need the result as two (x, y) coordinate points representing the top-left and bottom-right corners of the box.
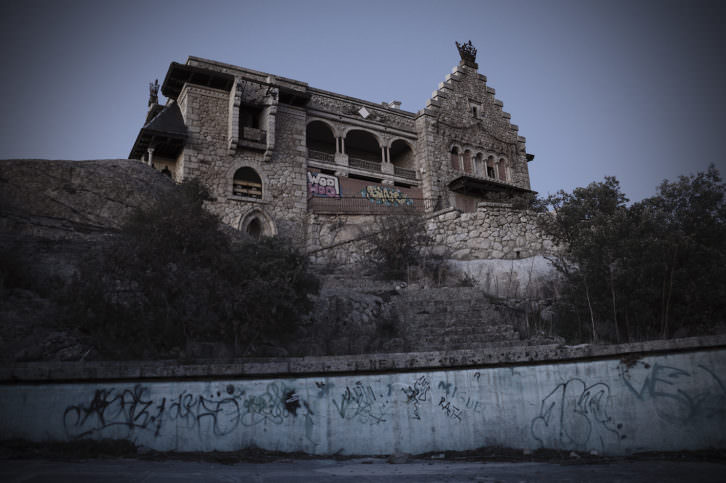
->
(348, 157), (382, 172)
(394, 166), (417, 180)
(242, 127), (266, 143)
(307, 149), (335, 164)
(307, 150), (419, 182)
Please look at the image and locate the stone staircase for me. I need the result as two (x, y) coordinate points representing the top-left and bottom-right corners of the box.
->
(392, 287), (524, 352)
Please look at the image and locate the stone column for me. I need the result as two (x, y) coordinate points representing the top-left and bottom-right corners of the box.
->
(147, 147), (155, 166)
(335, 137), (348, 166)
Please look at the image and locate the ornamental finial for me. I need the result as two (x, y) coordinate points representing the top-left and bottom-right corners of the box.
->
(455, 40), (478, 68)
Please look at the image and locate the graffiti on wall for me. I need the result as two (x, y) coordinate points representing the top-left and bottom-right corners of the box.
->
(401, 375), (431, 420)
(619, 361), (726, 425)
(308, 172), (340, 197)
(438, 381), (483, 414)
(530, 378), (625, 451)
(333, 381), (388, 425)
(360, 185), (413, 207)
(50, 356), (726, 454)
(63, 382), (314, 441)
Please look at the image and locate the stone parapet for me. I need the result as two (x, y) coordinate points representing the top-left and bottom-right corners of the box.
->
(3, 335), (724, 383)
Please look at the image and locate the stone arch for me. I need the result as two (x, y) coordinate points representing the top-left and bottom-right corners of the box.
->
(462, 148), (473, 174)
(226, 161), (271, 201)
(389, 138), (415, 170)
(344, 129), (381, 161)
(239, 207), (277, 239)
(450, 145), (462, 170)
(485, 154), (496, 178)
(342, 127), (383, 146)
(474, 152), (485, 177)
(306, 120), (337, 155)
(498, 156), (510, 181)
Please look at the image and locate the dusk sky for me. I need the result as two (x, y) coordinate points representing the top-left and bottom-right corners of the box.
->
(1, 0), (724, 202)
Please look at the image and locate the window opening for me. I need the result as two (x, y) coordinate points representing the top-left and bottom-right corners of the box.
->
(239, 105), (262, 129)
(233, 167), (263, 199)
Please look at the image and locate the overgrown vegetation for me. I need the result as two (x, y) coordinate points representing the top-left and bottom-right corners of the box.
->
(367, 213), (447, 282)
(539, 165), (726, 343)
(60, 179), (319, 359)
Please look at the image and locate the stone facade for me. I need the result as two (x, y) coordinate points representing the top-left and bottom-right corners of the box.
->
(129, 46), (542, 262)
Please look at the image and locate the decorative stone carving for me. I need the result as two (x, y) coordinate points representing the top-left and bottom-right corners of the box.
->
(455, 40), (478, 68)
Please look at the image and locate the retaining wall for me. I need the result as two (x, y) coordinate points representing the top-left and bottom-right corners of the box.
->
(1, 336), (724, 455)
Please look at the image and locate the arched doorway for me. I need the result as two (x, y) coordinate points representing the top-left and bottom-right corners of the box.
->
(240, 208), (277, 239)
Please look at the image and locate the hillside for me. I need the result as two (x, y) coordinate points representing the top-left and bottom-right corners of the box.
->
(0, 159), (554, 362)
(0, 159), (177, 361)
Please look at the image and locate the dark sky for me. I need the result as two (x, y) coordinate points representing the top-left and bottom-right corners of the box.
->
(1, 0), (725, 201)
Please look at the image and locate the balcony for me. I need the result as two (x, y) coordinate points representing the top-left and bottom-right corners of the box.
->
(394, 166), (417, 180)
(307, 149), (335, 164)
(348, 157), (382, 172)
(238, 127), (267, 151)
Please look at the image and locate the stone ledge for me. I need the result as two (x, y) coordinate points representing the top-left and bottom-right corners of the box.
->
(2, 335), (725, 383)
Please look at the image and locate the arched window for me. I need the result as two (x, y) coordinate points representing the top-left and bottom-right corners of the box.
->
(499, 158), (509, 181)
(497, 158), (507, 180)
(486, 155), (495, 178)
(450, 146), (460, 170)
(233, 167), (262, 199)
(463, 149), (472, 174)
(474, 153), (484, 177)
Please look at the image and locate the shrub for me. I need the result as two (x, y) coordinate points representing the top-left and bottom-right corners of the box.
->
(367, 213), (438, 281)
(61, 179), (318, 359)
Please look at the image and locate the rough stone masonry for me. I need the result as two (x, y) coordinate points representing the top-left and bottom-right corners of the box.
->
(129, 42), (554, 269)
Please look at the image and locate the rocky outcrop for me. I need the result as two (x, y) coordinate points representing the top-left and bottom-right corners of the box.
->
(0, 159), (175, 241)
(0, 159), (174, 362)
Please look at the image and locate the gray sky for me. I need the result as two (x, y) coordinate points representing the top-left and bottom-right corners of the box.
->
(1, 0), (724, 202)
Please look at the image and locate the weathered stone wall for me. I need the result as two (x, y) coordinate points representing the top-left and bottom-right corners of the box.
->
(306, 202), (555, 268)
(153, 56), (540, 252)
(427, 203), (554, 260)
(415, 61), (532, 211)
(177, 83), (309, 242)
(2, 338), (724, 455)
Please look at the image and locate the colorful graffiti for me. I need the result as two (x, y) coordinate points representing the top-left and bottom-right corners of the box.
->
(308, 172), (340, 197)
(360, 185), (413, 207)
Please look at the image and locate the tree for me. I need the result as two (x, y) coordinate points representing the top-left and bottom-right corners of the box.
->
(62, 179), (319, 359)
(539, 166), (726, 343)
